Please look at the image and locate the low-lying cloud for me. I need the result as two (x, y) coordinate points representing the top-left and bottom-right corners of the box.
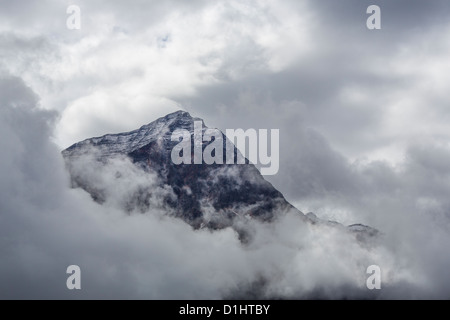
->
(1, 75), (450, 299)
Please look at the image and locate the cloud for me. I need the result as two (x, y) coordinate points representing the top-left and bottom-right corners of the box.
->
(0, 74), (425, 299)
(2, 0), (450, 159)
(1, 0), (450, 299)
(0, 0), (315, 148)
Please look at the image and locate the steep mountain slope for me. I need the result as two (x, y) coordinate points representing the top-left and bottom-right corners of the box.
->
(62, 110), (378, 243)
(62, 110), (299, 230)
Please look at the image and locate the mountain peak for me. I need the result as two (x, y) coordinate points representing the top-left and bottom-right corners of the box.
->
(165, 109), (192, 119)
(62, 111), (376, 241)
(63, 109), (205, 158)
(62, 110), (298, 231)
(147, 110), (193, 125)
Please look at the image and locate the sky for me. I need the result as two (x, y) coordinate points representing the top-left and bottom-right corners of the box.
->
(1, 0), (450, 299)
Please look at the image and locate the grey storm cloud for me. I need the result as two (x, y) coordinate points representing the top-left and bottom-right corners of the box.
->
(1, 0), (450, 299)
(0, 74), (399, 299)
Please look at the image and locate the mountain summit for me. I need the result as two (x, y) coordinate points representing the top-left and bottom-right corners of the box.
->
(62, 110), (299, 231)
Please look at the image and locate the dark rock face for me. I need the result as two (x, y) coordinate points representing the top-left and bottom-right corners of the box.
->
(62, 110), (299, 229)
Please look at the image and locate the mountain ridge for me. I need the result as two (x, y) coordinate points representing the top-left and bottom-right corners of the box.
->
(62, 110), (378, 240)
(62, 110), (299, 232)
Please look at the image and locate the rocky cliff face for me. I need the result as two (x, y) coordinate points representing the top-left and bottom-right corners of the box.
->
(62, 110), (299, 230)
(62, 110), (378, 243)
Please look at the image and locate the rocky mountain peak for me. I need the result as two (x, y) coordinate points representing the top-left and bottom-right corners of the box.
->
(62, 110), (298, 232)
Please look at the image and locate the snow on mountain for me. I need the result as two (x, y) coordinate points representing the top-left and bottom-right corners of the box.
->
(62, 110), (377, 241)
(62, 111), (299, 232)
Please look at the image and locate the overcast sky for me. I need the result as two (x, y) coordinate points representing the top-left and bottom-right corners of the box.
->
(1, 0), (450, 299)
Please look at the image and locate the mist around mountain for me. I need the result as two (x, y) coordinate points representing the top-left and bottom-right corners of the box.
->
(0, 84), (443, 299)
(52, 110), (395, 299)
(62, 111), (378, 242)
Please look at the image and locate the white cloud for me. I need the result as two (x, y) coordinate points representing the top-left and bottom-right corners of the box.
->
(2, 0), (450, 299)
(0, 0), (315, 148)
(0, 74), (423, 299)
